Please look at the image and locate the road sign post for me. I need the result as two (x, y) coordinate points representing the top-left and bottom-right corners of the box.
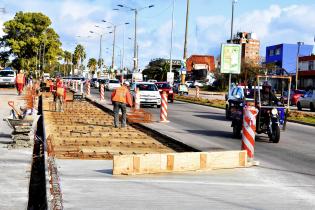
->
(220, 44), (242, 95)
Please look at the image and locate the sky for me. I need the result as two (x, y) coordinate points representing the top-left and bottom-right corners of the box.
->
(0, 0), (315, 69)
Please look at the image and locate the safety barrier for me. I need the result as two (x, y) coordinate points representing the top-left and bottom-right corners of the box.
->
(80, 81), (83, 94)
(241, 106), (258, 162)
(86, 80), (90, 96)
(196, 86), (200, 98)
(160, 91), (168, 122)
(100, 84), (105, 101)
(75, 80), (78, 92)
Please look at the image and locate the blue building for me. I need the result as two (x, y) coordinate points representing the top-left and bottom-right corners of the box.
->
(265, 43), (314, 74)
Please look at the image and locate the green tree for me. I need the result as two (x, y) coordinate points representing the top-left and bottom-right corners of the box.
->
(73, 44), (86, 70)
(87, 58), (97, 74)
(1, 11), (62, 73)
(63, 50), (72, 75)
(98, 58), (104, 70)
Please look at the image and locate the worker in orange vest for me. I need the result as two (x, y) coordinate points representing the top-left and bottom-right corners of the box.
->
(15, 70), (25, 95)
(111, 81), (133, 128)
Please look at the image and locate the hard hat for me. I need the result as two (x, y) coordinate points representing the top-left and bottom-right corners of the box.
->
(123, 81), (130, 86)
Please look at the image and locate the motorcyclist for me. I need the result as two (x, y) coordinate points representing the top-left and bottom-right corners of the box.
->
(260, 81), (280, 106)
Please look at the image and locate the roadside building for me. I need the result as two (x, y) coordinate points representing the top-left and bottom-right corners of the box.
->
(186, 55), (215, 82)
(228, 32), (260, 66)
(298, 55), (315, 89)
(265, 43), (313, 74)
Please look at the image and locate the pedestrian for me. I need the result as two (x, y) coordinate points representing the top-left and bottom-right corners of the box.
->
(55, 77), (64, 112)
(49, 79), (54, 92)
(15, 70), (25, 95)
(111, 81), (133, 128)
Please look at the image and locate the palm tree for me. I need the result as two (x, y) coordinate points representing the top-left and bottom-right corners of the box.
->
(73, 44), (86, 72)
(64, 50), (72, 76)
(87, 58), (97, 75)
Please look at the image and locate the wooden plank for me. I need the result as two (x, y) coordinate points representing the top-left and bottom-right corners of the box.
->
(113, 150), (248, 175)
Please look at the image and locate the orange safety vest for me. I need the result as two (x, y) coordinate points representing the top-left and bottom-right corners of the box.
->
(16, 73), (24, 84)
(112, 86), (128, 104)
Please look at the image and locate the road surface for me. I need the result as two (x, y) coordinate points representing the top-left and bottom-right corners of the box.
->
(87, 87), (315, 209)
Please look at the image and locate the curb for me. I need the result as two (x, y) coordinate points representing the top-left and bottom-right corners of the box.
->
(287, 119), (315, 127)
(175, 98), (225, 110)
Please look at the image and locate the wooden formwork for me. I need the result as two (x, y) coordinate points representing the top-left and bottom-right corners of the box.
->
(113, 150), (248, 175)
(43, 98), (174, 159)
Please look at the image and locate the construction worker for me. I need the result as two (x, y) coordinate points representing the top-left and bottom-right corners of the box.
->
(55, 77), (64, 112)
(16, 70), (25, 95)
(111, 81), (133, 128)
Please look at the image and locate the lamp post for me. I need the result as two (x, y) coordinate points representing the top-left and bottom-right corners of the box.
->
(296, 41), (304, 90)
(183, 0), (189, 60)
(116, 4), (154, 71)
(230, 0), (238, 42)
(169, 0), (175, 74)
(101, 20), (129, 73)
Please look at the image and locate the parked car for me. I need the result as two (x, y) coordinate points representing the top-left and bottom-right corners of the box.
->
(193, 80), (205, 87)
(155, 82), (174, 103)
(0, 70), (16, 87)
(297, 90), (315, 111)
(148, 79), (157, 83)
(173, 83), (189, 95)
(105, 79), (121, 91)
(90, 78), (98, 87)
(130, 82), (161, 108)
(185, 81), (194, 88)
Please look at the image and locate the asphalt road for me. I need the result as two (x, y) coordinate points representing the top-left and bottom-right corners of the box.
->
(89, 87), (315, 209)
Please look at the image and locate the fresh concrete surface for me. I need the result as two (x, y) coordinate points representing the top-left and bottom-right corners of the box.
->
(0, 88), (32, 210)
(56, 158), (315, 210)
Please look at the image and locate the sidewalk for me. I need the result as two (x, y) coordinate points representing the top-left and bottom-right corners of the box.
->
(0, 88), (33, 209)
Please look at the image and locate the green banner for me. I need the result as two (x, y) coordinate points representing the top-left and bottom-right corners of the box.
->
(220, 44), (242, 74)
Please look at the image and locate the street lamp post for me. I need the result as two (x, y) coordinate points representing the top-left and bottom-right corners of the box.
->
(169, 0), (175, 74)
(230, 0), (237, 42)
(296, 41), (304, 90)
(117, 4), (154, 71)
(101, 20), (129, 77)
(183, 0), (189, 60)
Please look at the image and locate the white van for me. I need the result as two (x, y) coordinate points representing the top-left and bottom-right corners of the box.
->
(0, 70), (16, 87)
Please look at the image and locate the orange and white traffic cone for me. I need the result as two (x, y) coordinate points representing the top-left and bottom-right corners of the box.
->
(86, 80), (90, 96)
(135, 88), (140, 110)
(75, 80), (78, 92)
(196, 86), (200, 98)
(100, 84), (105, 101)
(160, 91), (169, 122)
(242, 106), (259, 164)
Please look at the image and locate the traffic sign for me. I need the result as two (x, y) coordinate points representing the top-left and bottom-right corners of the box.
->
(167, 72), (174, 83)
(220, 44), (242, 74)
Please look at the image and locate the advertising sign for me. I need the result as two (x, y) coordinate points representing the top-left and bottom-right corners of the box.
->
(220, 44), (242, 74)
(167, 72), (174, 84)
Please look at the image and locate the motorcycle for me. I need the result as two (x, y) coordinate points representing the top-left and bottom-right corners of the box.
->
(256, 106), (286, 143)
(230, 99), (244, 138)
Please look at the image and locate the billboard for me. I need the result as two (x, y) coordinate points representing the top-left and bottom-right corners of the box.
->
(220, 44), (242, 74)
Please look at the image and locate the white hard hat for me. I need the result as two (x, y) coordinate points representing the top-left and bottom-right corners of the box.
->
(123, 81), (130, 86)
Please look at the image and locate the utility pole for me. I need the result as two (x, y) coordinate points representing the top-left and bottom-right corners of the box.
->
(112, 25), (116, 70)
(134, 9), (138, 71)
(169, 0), (175, 73)
(183, 0), (189, 60)
(99, 34), (102, 73)
(230, 0), (237, 42)
(296, 41), (304, 90)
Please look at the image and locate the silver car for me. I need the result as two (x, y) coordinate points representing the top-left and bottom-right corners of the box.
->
(0, 70), (16, 87)
(297, 90), (315, 111)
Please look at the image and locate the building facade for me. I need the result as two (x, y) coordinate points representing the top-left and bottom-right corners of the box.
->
(229, 32), (260, 66)
(265, 43), (314, 74)
(298, 55), (315, 89)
